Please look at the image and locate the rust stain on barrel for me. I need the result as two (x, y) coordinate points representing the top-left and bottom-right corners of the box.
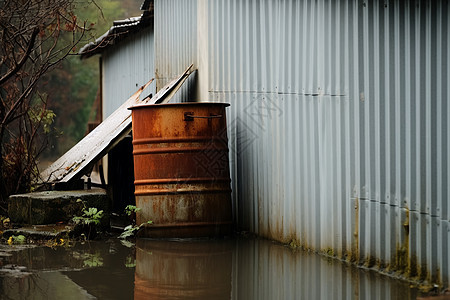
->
(130, 102), (232, 238)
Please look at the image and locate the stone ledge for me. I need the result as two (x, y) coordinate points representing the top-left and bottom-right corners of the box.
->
(3, 224), (75, 240)
(8, 189), (110, 227)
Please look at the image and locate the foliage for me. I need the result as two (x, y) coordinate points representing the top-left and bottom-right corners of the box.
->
(0, 216), (10, 230)
(0, 0), (142, 213)
(125, 205), (141, 217)
(72, 250), (104, 267)
(120, 239), (135, 248)
(42, 0), (127, 158)
(124, 255), (136, 268)
(72, 207), (104, 226)
(118, 221), (152, 240)
(7, 235), (26, 245)
(0, 0), (90, 213)
(43, 237), (67, 248)
(28, 106), (56, 134)
(72, 199), (104, 240)
(120, 204), (150, 239)
(82, 252), (103, 268)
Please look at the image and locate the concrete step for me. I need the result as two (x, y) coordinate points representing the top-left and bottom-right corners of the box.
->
(3, 224), (75, 241)
(8, 189), (110, 228)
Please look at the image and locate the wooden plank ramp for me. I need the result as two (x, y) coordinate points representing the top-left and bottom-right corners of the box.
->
(40, 64), (193, 184)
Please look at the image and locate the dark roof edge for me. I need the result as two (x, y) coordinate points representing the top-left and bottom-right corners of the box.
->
(140, 0), (153, 11)
(79, 1), (153, 59)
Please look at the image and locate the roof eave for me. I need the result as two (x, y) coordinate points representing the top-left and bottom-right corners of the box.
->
(79, 10), (153, 59)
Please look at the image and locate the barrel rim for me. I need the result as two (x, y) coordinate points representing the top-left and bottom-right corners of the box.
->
(129, 102), (230, 110)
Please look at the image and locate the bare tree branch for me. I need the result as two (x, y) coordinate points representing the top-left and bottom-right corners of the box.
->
(0, 27), (39, 86)
(0, 0), (90, 203)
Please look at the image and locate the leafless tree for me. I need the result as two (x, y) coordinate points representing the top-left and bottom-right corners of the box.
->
(0, 0), (87, 212)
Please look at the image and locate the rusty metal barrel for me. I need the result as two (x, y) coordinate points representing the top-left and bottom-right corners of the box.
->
(129, 102), (232, 237)
(134, 239), (232, 299)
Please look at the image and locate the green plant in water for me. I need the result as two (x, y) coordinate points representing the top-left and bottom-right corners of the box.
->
(7, 235), (26, 245)
(124, 205), (141, 217)
(119, 221), (152, 239)
(72, 199), (104, 239)
(72, 251), (104, 268)
(124, 255), (136, 268)
(83, 253), (103, 268)
(119, 205), (151, 239)
(72, 207), (104, 225)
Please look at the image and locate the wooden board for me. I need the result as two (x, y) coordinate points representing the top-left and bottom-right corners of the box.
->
(40, 64), (193, 184)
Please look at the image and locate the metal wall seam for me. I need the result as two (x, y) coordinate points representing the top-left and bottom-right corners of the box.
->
(447, 1), (450, 223)
(435, 0), (443, 221)
(447, 2), (450, 227)
(425, 1), (433, 218)
(393, 0), (402, 210)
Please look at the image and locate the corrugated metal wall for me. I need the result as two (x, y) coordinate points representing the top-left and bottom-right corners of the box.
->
(232, 238), (419, 299)
(102, 27), (155, 119)
(154, 0), (198, 102)
(154, 0), (449, 286)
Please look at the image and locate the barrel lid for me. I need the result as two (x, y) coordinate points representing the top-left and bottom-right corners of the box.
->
(129, 101), (230, 110)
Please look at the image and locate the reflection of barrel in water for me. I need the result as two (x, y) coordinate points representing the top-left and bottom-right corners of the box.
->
(134, 239), (233, 299)
(130, 103), (232, 238)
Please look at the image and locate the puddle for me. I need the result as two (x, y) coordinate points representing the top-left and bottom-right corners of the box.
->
(0, 241), (134, 299)
(0, 237), (423, 299)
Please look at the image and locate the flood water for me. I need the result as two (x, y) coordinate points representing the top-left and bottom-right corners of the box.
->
(0, 237), (423, 299)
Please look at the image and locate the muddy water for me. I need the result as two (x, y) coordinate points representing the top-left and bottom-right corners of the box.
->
(0, 237), (421, 299)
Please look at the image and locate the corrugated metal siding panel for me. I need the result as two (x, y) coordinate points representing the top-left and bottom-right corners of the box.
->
(154, 0), (197, 102)
(154, 0), (450, 286)
(102, 27), (155, 119)
(232, 238), (418, 299)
